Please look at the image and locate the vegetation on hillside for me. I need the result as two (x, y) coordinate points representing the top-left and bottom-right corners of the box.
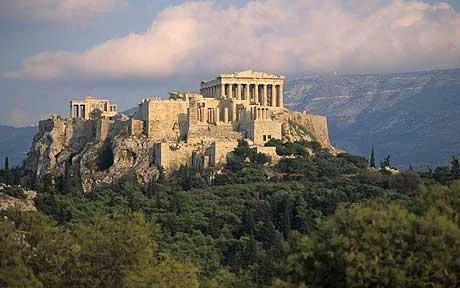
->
(1, 140), (460, 287)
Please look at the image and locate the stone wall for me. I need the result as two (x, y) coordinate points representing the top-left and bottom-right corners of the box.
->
(128, 119), (144, 137)
(207, 141), (239, 167)
(243, 120), (282, 145)
(277, 111), (332, 149)
(154, 142), (206, 172)
(138, 99), (188, 141)
(187, 124), (242, 144)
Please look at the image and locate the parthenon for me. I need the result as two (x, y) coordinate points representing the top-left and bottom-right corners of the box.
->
(199, 70), (284, 108)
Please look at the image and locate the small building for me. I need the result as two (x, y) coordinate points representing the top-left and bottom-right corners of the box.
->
(70, 96), (118, 120)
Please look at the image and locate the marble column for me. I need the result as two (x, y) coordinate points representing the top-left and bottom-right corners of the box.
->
(236, 84), (241, 100)
(80, 105), (85, 119)
(227, 84), (232, 99)
(244, 84), (249, 101)
(224, 108), (229, 123)
(255, 84), (259, 104)
(216, 107), (220, 123)
(279, 84), (283, 107)
(262, 85), (267, 106)
(220, 84), (225, 98)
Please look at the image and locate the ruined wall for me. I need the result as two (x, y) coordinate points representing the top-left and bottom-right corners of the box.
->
(139, 100), (188, 141)
(277, 111), (333, 150)
(243, 120), (282, 145)
(128, 119), (144, 137)
(208, 141), (239, 167)
(188, 124), (242, 144)
(154, 142), (207, 172)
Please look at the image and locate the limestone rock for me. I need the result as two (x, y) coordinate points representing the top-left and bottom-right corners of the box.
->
(0, 184), (37, 212)
(277, 110), (338, 153)
(23, 117), (159, 193)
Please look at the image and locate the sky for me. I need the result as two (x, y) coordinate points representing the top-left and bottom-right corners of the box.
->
(0, 0), (459, 126)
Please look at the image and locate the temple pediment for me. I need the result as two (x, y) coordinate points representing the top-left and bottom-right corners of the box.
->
(219, 70), (284, 79)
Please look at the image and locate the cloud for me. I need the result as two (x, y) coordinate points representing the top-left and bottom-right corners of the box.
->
(5, 0), (460, 80)
(0, 0), (124, 23)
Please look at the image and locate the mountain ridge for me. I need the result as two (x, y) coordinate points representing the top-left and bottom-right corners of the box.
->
(284, 68), (460, 167)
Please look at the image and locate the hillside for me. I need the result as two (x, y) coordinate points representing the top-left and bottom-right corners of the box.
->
(285, 68), (460, 167)
(0, 125), (37, 168)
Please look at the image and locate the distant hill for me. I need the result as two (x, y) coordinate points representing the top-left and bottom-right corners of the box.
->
(285, 68), (460, 168)
(0, 125), (37, 168)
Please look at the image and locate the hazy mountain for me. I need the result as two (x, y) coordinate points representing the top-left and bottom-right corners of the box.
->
(285, 68), (460, 168)
(0, 125), (37, 168)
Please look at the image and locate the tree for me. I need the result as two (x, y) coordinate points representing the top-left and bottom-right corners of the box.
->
(284, 202), (460, 287)
(433, 166), (451, 184)
(0, 218), (43, 288)
(382, 155), (391, 168)
(369, 146), (375, 168)
(4, 156), (9, 170)
(451, 156), (460, 180)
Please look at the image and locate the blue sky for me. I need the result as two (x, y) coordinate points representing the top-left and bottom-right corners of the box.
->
(0, 0), (459, 126)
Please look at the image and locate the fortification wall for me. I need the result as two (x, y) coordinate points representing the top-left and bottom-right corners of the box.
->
(154, 142), (207, 171)
(208, 141), (239, 167)
(277, 111), (332, 149)
(143, 100), (188, 140)
(188, 124), (242, 143)
(243, 120), (282, 145)
(129, 119), (144, 137)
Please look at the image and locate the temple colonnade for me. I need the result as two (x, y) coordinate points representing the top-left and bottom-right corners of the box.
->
(200, 83), (283, 108)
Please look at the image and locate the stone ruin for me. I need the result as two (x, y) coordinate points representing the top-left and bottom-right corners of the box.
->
(23, 70), (334, 192)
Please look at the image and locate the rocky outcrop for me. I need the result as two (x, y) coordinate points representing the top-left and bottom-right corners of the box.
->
(23, 110), (335, 192)
(0, 184), (37, 212)
(23, 116), (159, 193)
(278, 110), (336, 152)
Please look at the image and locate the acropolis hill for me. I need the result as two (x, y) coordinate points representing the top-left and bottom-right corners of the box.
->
(23, 70), (335, 192)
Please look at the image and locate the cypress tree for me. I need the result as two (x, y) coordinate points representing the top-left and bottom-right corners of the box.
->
(4, 157), (9, 170)
(369, 146), (376, 168)
(451, 156), (460, 180)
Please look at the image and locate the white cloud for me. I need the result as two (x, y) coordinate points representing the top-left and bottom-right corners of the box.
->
(0, 0), (124, 23)
(5, 0), (460, 80)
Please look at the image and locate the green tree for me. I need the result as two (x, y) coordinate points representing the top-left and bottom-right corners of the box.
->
(0, 217), (43, 288)
(451, 156), (460, 180)
(284, 202), (460, 287)
(4, 156), (9, 170)
(433, 166), (451, 184)
(369, 146), (376, 168)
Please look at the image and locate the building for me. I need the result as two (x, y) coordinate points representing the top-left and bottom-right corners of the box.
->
(70, 96), (118, 120)
(199, 70), (284, 108)
(68, 71), (285, 171)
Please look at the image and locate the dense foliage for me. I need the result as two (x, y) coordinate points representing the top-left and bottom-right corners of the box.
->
(1, 141), (460, 287)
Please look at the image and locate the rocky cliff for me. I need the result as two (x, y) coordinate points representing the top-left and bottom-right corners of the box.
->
(23, 115), (159, 192)
(23, 111), (334, 192)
